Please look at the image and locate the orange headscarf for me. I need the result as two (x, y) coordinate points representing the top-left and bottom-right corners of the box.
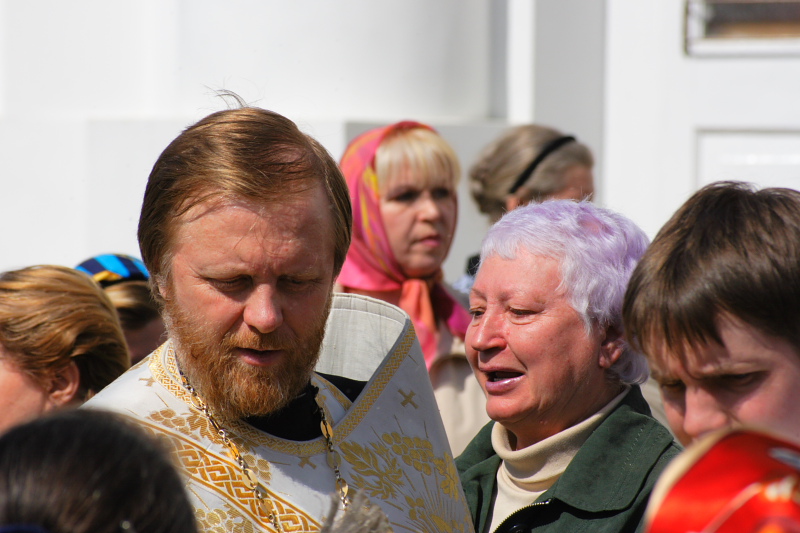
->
(336, 122), (470, 368)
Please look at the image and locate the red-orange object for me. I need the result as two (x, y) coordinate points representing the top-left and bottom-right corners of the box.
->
(645, 428), (800, 533)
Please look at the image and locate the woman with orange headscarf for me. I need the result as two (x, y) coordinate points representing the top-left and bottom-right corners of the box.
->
(336, 121), (486, 454)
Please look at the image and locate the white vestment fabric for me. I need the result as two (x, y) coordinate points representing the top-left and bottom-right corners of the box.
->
(85, 293), (474, 533)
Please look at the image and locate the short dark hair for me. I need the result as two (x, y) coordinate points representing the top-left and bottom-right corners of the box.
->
(623, 181), (800, 360)
(0, 409), (197, 533)
(138, 106), (352, 290)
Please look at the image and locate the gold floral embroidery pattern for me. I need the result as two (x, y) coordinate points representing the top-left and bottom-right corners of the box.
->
(150, 343), (194, 407)
(143, 321), (469, 531)
(150, 325), (418, 459)
(194, 504), (249, 533)
(405, 497), (470, 533)
(380, 433), (461, 500)
(134, 416), (320, 533)
(340, 431), (469, 533)
(339, 440), (404, 500)
(195, 500), (321, 533)
(149, 408), (216, 443)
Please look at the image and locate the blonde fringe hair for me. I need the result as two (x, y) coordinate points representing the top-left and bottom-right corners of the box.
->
(0, 265), (129, 400)
(375, 127), (461, 193)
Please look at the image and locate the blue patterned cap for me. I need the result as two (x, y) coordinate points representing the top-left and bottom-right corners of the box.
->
(75, 253), (149, 287)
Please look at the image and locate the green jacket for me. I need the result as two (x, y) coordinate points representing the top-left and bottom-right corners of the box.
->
(456, 386), (681, 533)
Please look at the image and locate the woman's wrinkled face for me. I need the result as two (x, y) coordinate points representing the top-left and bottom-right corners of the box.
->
(466, 252), (619, 449)
(379, 168), (457, 279)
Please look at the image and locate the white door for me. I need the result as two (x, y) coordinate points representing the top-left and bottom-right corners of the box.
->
(602, 1), (800, 237)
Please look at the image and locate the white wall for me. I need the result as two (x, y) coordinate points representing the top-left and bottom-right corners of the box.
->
(603, 1), (800, 238)
(533, 0), (607, 202)
(5, 0), (797, 280)
(0, 0), (495, 274)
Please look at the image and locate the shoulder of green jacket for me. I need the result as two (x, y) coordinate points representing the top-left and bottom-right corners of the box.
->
(542, 386), (682, 512)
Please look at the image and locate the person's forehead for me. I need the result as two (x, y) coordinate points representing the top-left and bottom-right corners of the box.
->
(648, 337), (713, 372)
(473, 252), (563, 297)
(648, 329), (782, 380)
(479, 250), (559, 271)
(644, 315), (725, 378)
(184, 183), (328, 221)
(649, 349), (715, 380)
(170, 187), (334, 251)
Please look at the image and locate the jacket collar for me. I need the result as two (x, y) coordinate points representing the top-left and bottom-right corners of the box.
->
(457, 386), (678, 527)
(456, 421), (501, 530)
(544, 386), (676, 511)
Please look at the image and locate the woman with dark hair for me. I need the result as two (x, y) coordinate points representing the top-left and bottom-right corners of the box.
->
(0, 409), (197, 533)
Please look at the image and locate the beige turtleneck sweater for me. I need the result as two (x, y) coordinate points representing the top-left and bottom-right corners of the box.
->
(487, 388), (629, 533)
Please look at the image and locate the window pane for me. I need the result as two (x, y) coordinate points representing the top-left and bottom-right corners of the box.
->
(706, 1), (800, 39)
(686, 0), (800, 55)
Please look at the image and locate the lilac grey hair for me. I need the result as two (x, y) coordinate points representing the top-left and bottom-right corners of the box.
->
(479, 200), (650, 385)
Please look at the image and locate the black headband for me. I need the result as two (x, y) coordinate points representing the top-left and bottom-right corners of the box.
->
(508, 135), (576, 195)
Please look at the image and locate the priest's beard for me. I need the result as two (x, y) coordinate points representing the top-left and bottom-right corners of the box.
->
(163, 295), (331, 423)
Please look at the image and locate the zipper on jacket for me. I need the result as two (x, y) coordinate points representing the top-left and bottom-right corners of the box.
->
(491, 499), (552, 533)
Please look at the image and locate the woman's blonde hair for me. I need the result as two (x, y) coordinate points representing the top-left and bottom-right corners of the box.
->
(375, 126), (461, 192)
(470, 124), (593, 221)
(104, 280), (161, 331)
(0, 265), (129, 400)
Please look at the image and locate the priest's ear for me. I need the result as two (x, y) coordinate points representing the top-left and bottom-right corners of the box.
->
(47, 360), (82, 408)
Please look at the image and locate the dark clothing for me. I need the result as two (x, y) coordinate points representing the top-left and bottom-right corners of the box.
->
(466, 253), (481, 277)
(456, 386), (681, 533)
(245, 373), (366, 441)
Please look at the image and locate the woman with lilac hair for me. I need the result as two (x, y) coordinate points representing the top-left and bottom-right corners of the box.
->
(457, 200), (680, 533)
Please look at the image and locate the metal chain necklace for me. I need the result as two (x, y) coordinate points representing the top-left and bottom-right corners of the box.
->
(178, 370), (350, 532)
(317, 395), (351, 509)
